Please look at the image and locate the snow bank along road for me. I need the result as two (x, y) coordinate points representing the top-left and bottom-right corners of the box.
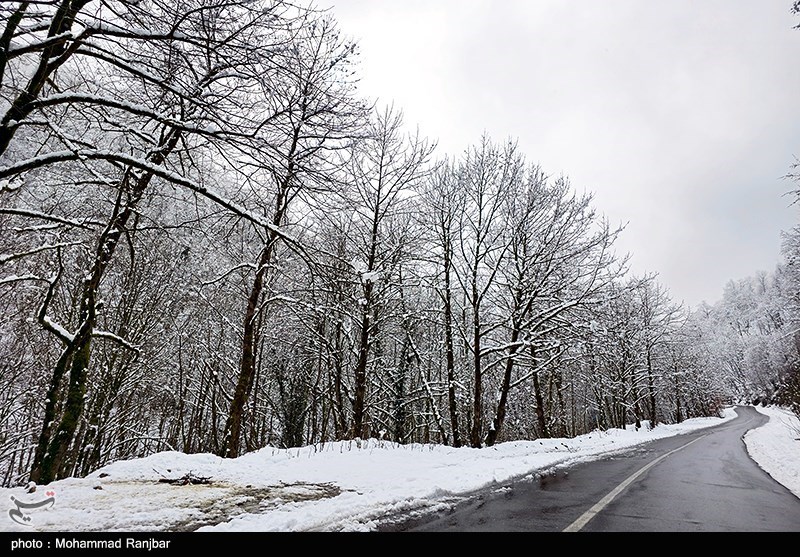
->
(398, 406), (800, 532)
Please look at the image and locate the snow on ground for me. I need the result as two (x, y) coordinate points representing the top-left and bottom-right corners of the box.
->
(1, 405), (796, 532)
(744, 406), (800, 499)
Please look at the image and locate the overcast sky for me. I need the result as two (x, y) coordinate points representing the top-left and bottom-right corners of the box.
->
(316, 0), (800, 308)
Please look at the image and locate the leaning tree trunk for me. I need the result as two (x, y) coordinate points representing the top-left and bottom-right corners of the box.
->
(220, 232), (278, 458)
(30, 131), (179, 483)
(220, 116), (302, 457)
(485, 327), (520, 446)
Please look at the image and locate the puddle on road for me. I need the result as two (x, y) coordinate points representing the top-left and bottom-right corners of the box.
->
(538, 469), (570, 490)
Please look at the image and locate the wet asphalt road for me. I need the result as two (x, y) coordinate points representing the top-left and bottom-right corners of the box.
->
(385, 406), (800, 532)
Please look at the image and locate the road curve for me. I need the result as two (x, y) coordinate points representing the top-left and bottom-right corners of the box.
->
(387, 406), (800, 532)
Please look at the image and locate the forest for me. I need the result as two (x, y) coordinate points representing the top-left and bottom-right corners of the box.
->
(1, 0), (798, 487)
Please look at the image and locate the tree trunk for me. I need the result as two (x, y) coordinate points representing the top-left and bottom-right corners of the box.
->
(485, 327), (520, 446)
(532, 369), (549, 438)
(29, 349), (72, 483)
(36, 331), (91, 483)
(351, 281), (374, 440)
(393, 340), (409, 442)
(442, 244), (461, 447)
(220, 241), (271, 458)
(30, 131), (178, 482)
(469, 273), (482, 448)
(221, 112), (301, 457)
(646, 350), (658, 427)
(632, 371), (642, 430)
(332, 321), (348, 438)
(674, 361), (683, 423)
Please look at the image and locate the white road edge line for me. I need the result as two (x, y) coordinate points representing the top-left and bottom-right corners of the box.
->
(562, 434), (708, 532)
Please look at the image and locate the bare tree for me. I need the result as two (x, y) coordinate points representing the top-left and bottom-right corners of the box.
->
(484, 172), (624, 445)
(451, 137), (522, 448)
(634, 277), (683, 427)
(335, 105), (432, 440)
(419, 159), (464, 446)
(219, 14), (366, 458)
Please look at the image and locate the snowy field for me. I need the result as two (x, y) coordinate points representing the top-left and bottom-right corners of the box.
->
(2, 405), (797, 532)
